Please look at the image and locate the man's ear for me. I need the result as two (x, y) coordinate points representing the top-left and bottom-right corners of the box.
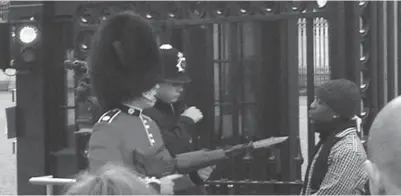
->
(365, 160), (385, 194)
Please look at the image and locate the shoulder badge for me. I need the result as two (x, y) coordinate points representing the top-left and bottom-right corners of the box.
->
(176, 52), (186, 73)
(98, 109), (121, 124)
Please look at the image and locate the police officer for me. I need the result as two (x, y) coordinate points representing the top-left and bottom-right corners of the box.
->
(86, 12), (196, 194)
(143, 44), (214, 194)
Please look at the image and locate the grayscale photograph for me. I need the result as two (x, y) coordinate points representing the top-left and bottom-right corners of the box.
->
(0, 1), (399, 195)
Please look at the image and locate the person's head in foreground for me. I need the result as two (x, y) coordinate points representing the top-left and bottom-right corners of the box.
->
(365, 96), (401, 195)
(88, 11), (162, 112)
(156, 44), (191, 104)
(309, 79), (362, 134)
(64, 163), (157, 195)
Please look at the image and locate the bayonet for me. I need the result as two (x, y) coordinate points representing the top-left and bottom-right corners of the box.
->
(251, 136), (289, 149)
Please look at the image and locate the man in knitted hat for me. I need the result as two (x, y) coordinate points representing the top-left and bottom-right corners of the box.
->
(301, 79), (368, 195)
(144, 44), (213, 194)
(86, 12), (196, 194)
(365, 96), (401, 195)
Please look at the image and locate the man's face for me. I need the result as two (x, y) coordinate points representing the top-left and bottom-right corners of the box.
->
(156, 82), (184, 103)
(309, 96), (336, 123)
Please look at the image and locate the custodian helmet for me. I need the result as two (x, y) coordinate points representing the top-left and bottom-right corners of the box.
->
(159, 44), (191, 84)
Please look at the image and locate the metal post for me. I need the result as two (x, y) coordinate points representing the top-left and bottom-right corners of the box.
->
(364, 1), (379, 133)
(377, 1), (388, 107)
(398, 1), (401, 96)
(258, 19), (282, 194)
(11, 88), (15, 102)
(388, 0), (398, 97)
(46, 185), (53, 196)
(306, 17), (315, 163)
(284, 16), (300, 183)
(13, 2), (49, 194)
(328, 1), (346, 79)
(29, 175), (77, 195)
(343, 1), (362, 84)
(387, 1), (395, 100)
(394, 1), (399, 94)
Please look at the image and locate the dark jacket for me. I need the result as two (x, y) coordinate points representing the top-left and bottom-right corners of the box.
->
(143, 99), (206, 194)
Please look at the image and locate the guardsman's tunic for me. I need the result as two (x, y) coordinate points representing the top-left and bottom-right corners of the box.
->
(87, 104), (196, 191)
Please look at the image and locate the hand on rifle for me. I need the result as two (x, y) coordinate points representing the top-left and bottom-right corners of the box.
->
(160, 174), (183, 195)
(197, 165), (216, 181)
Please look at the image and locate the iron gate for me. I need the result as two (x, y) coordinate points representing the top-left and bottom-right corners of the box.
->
(65, 2), (335, 194)
(6, 1), (378, 195)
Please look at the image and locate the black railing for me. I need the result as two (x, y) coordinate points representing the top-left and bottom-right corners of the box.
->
(64, 2), (334, 195)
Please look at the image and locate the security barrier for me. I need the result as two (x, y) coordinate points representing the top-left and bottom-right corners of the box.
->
(29, 175), (76, 195)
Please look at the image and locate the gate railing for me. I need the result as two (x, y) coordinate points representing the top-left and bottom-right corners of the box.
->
(29, 175), (76, 195)
(205, 179), (303, 195)
(29, 175), (303, 195)
(298, 17), (330, 89)
(0, 0), (9, 22)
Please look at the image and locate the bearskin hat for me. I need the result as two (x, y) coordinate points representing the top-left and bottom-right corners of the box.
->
(88, 11), (162, 112)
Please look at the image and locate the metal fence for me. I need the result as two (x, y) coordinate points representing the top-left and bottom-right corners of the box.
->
(0, 0), (9, 22)
(298, 17), (330, 89)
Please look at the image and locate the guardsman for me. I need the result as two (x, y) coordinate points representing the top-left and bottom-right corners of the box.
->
(143, 44), (213, 194)
(86, 11), (196, 194)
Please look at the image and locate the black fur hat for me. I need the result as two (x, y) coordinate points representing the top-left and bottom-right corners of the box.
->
(88, 11), (162, 112)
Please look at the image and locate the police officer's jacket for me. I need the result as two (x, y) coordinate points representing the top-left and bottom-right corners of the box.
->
(87, 104), (196, 191)
(144, 100), (195, 155)
(143, 100), (206, 194)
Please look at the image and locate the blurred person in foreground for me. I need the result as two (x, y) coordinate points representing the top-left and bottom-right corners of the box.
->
(365, 96), (401, 195)
(86, 11), (193, 194)
(64, 163), (158, 195)
(301, 79), (368, 195)
(143, 44), (213, 194)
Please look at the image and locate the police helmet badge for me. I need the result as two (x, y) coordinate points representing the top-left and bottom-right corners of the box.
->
(159, 44), (186, 73)
(176, 52), (186, 73)
(159, 44), (191, 83)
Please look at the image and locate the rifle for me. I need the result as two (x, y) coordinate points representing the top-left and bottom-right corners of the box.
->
(133, 136), (288, 183)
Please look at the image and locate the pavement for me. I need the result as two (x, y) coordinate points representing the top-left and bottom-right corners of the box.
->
(0, 91), (17, 195)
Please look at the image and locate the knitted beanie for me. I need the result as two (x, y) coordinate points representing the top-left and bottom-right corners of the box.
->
(316, 79), (361, 119)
